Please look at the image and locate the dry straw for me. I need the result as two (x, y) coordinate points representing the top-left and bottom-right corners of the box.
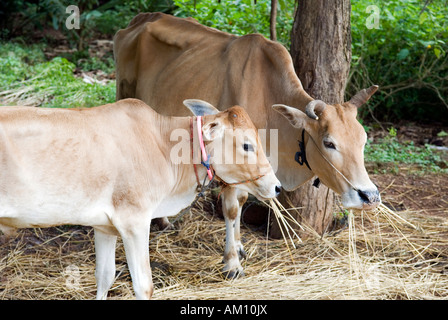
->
(1, 193), (447, 299)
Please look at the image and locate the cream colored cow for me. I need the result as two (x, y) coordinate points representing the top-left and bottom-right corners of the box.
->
(0, 99), (280, 299)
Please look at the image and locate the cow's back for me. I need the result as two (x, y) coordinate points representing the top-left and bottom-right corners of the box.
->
(114, 13), (295, 124)
(0, 99), (179, 231)
(0, 100), (165, 203)
(115, 13), (232, 113)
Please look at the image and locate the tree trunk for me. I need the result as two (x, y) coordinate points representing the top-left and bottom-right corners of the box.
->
(271, 0), (351, 239)
(291, 0), (351, 104)
(270, 0), (277, 41)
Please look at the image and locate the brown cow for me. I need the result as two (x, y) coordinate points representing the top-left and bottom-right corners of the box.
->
(114, 12), (381, 278)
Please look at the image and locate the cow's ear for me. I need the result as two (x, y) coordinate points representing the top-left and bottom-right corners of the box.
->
(202, 120), (225, 141)
(272, 104), (310, 129)
(183, 99), (220, 116)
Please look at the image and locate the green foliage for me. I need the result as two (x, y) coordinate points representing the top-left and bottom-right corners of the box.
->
(365, 127), (448, 173)
(1, 0), (448, 124)
(173, 0), (448, 123)
(173, 0), (294, 46)
(0, 43), (47, 86)
(350, 0), (448, 123)
(93, 0), (176, 36)
(77, 55), (116, 74)
(0, 42), (115, 108)
(0, 0), (176, 50)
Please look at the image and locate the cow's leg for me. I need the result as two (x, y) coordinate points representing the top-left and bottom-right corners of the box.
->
(221, 187), (248, 279)
(116, 216), (153, 300)
(234, 191), (248, 260)
(94, 228), (117, 300)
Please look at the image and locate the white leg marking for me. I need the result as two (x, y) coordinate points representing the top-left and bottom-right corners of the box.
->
(221, 188), (248, 278)
(119, 222), (153, 300)
(94, 228), (117, 300)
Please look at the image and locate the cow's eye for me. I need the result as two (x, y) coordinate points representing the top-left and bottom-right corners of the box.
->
(243, 143), (254, 152)
(324, 140), (336, 150)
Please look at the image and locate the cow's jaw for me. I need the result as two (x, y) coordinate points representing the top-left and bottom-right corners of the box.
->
(247, 172), (282, 201)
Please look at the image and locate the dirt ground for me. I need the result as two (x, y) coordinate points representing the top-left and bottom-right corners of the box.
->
(367, 121), (448, 217)
(0, 170), (446, 300)
(1, 166), (447, 299)
(372, 170), (448, 217)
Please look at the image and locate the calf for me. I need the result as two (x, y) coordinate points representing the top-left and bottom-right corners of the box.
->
(0, 98), (280, 299)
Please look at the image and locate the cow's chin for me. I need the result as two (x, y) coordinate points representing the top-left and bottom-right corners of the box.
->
(340, 189), (381, 211)
(229, 173), (281, 201)
(237, 185), (275, 201)
(253, 193), (273, 202)
(235, 184), (279, 202)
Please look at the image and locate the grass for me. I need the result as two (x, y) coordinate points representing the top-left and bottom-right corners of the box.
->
(0, 42), (115, 109)
(365, 127), (448, 174)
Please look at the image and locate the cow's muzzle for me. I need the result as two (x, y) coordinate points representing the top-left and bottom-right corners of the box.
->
(357, 188), (381, 210)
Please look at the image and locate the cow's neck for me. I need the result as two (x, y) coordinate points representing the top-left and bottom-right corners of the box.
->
(188, 116), (214, 189)
(159, 115), (212, 196)
(287, 82), (315, 112)
(268, 85), (316, 191)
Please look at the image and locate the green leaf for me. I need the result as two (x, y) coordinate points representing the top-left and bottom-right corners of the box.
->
(52, 15), (59, 30)
(419, 11), (428, 24)
(418, 40), (434, 47)
(397, 48), (409, 60)
(434, 48), (441, 58)
(384, 9), (396, 21)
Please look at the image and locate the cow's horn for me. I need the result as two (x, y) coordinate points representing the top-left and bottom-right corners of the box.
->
(305, 100), (326, 120)
(348, 85), (379, 108)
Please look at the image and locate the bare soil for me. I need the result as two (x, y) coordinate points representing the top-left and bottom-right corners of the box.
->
(372, 170), (448, 217)
(368, 121), (448, 217)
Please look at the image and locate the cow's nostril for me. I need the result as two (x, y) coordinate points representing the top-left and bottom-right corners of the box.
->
(357, 189), (370, 203)
(357, 189), (380, 204)
(275, 185), (282, 196)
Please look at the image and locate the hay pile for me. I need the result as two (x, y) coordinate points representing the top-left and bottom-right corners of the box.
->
(1, 192), (447, 300)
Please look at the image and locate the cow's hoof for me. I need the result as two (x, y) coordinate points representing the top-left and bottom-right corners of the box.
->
(222, 268), (245, 280)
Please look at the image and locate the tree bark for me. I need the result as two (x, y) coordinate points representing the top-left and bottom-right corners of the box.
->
(270, 0), (351, 239)
(291, 0), (351, 104)
(270, 0), (277, 41)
